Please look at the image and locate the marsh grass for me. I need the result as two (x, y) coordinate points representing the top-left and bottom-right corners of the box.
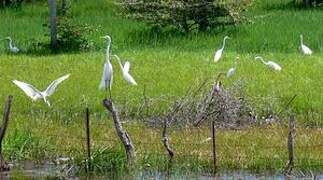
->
(0, 0), (322, 174)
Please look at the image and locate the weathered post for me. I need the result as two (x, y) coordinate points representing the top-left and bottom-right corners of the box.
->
(49, 0), (57, 50)
(85, 108), (91, 171)
(0, 96), (13, 171)
(103, 99), (135, 166)
(162, 118), (174, 160)
(284, 114), (296, 176)
(211, 120), (217, 174)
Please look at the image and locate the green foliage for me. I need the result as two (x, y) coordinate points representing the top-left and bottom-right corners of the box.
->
(30, 17), (96, 53)
(55, 17), (95, 52)
(120, 0), (253, 32)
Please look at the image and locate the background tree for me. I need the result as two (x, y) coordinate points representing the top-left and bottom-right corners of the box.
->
(120, 0), (253, 32)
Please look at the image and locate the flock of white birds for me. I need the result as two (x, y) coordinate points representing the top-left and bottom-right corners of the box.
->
(214, 34), (313, 78)
(1, 34), (313, 106)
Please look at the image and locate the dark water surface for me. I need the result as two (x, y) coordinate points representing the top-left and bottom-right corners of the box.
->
(1, 161), (322, 179)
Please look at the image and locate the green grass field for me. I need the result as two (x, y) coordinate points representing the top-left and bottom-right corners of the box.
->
(0, 0), (322, 174)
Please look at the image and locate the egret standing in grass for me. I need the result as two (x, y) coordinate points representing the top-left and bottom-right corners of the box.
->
(227, 57), (238, 78)
(113, 54), (137, 85)
(300, 34), (312, 55)
(255, 56), (282, 71)
(214, 36), (230, 63)
(2, 37), (19, 53)
(12, 74), (70, 106)
(99, 35), (113, 99)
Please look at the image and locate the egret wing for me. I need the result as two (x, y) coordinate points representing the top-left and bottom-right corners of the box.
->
(44, 74), (70, 96)
(123, 61), (130, 73)
(12, 80), (42, 99)
(125, 73), (137, 85)
(99, 62), (113, 90)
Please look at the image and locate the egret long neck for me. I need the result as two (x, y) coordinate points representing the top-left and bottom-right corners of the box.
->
(114, 55), (124, 70)
(222, 38), (227, 50)
(300, 36), (303, 45)
(106, 40), (111, 62)
(8, 38), (13, 49)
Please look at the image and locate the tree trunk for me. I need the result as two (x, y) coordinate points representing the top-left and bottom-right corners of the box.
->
(49, 0), (57, 50)
(61, 0), (67, 16)
(303, 0), (312, 7)
(102, 99), (135, 166)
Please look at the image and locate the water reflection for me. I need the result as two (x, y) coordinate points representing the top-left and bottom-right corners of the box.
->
(0, 162), (322, 179)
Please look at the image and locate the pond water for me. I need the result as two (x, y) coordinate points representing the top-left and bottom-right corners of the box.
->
(1, 161), (322, 179)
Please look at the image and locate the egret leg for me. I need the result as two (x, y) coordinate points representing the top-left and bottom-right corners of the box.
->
(108, 87), (112, 100)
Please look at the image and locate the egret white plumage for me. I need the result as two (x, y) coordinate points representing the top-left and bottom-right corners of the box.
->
(3, 37), (19, 53)
(255, 56), (282, 71)
(12, 74), (70, 106)
(99, 35), (113, 99)
(227, 57), (238, 78)
(113, 54), (137, 85)
(214, 36), (230, 63)
(300, 34), (312, 55)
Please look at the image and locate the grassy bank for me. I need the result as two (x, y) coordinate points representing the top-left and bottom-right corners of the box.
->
(3, 117), (323, 173)
(0, 0), (322, 174)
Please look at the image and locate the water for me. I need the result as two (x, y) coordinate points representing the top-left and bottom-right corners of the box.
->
(1, 162), (322, 179)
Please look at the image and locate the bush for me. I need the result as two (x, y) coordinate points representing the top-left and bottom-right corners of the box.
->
(30, 17), (95, 53)
(120, 0), (253, 32)
(55, 17), (95, 51)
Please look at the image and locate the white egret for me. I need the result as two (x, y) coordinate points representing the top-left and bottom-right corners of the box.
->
(112, 54), (137, 85)
(255, 56), (282, 71)
(300, 34), (312, 55)
(12, 74), (70, 106)
(99, 35), (113, 99)
(4, 37), (19, 53)
(214, 36), (230, 63)
(227, 57), (238, 78)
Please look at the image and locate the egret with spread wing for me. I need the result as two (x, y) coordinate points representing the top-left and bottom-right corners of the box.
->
(113, 54), (137, 85)
(12, 74), (70, 106)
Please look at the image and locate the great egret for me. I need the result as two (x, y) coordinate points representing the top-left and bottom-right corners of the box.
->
(112, 54), (137, 85)
(255, 56), (282, 71)
(300, 34), (312, 55)
(12, 74), (70, 106)
(3, 37), (19, 53)
(227, 57), (238, 78)
(214, 36), (230, 63)
(99, 35), (113, 99)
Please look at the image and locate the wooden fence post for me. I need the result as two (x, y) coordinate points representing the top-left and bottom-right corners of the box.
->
(0, 95), (13, 171)
(211, 120), (217, 174)
(85, 108), (91, 171)
(103, 99), (135, 166)
(284, 114), (296, 175)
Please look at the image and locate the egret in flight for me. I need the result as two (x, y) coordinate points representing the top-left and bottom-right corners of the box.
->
(2, 37), (19, 53)
(214, 36), (230, 63)
(300, 34), (312, 55)
(227, 57), (238, 78)
(112, 54), (137, 85)
(99, 35), (113, 99)
(12, 74), (70, 106)
(255, 56), (282, 71)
